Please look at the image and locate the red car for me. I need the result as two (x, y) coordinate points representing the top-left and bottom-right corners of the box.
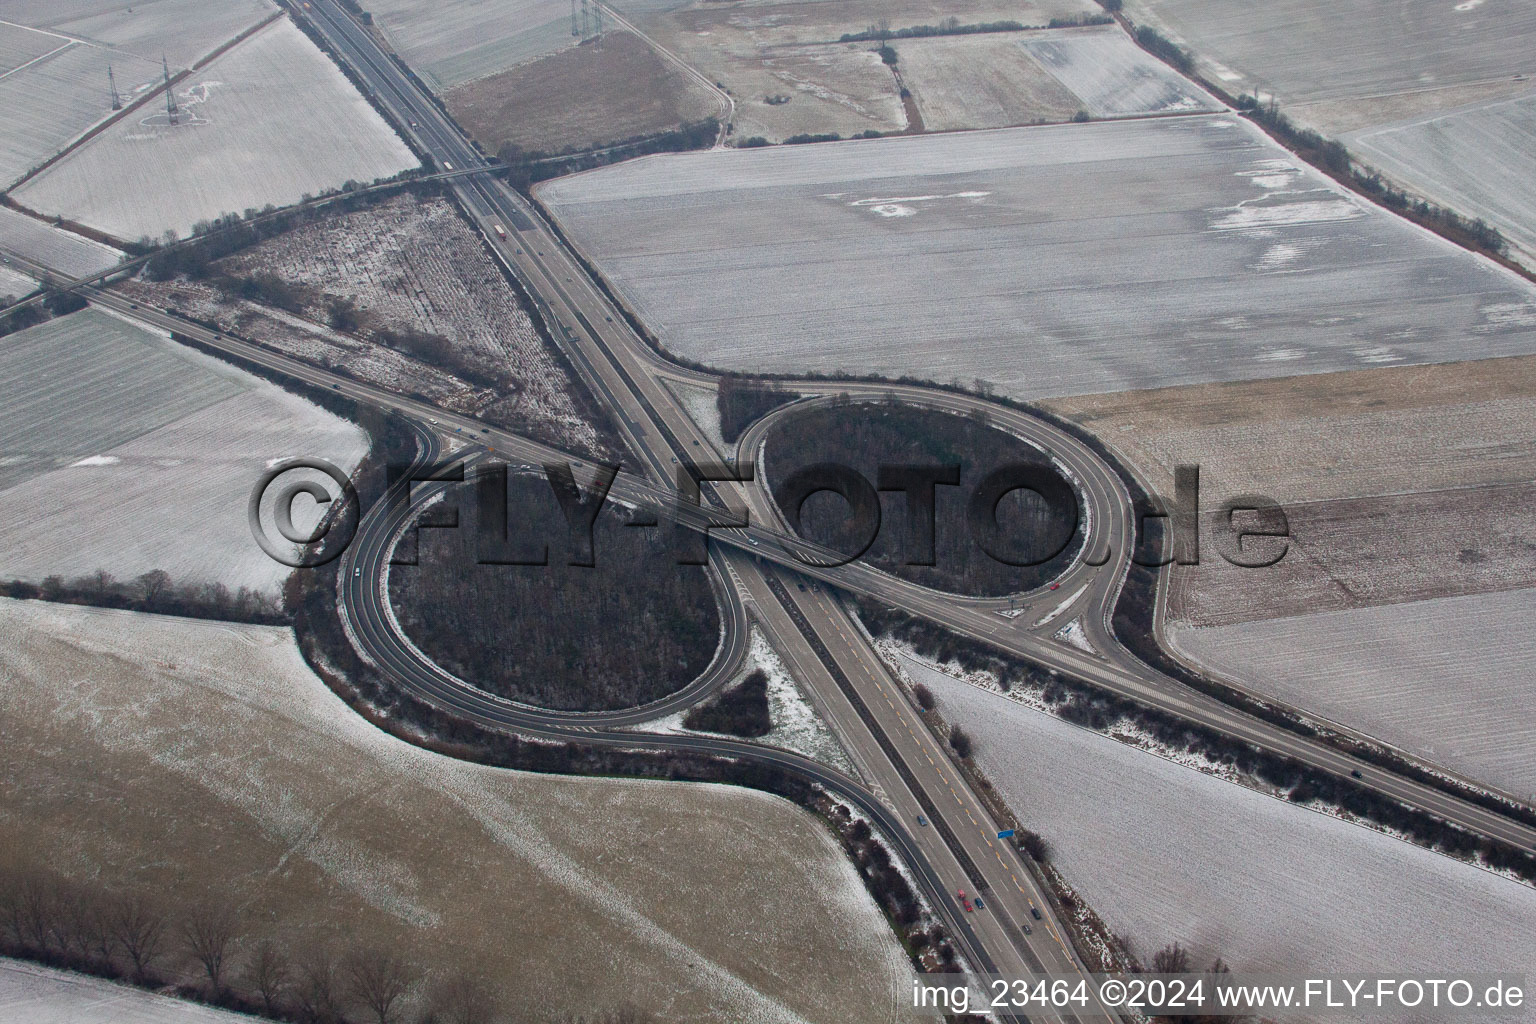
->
(957, 888), (973, 912)
(1049, 582), (1061, 590)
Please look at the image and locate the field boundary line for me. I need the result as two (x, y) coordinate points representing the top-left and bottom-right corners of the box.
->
(0, 40), (74, 83)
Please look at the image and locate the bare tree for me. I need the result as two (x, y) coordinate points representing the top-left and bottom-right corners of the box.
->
(427, 972), (497, 1024)
(294, 949), (342, 1024)
(52, 883), (104, 963)
(345, 948), (418, 1024)
(4, 873), (59, 954)
(110, 894), (167, 981)
(135, 569), (172, 604)
(1151, 941), (1191, 974)
(181, 903), (239, 994)
(911, 682), (935, 711)
(246, 940), (290, 1016)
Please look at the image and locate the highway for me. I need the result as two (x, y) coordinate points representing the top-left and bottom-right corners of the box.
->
(295, 0), (1111, 1011)
(10, 0), (1535, 1012)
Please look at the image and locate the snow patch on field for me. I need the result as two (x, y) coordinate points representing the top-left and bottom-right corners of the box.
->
(1209, 192), (1365, 231)
(1020, 26), (1220, 118)
(918, 669), (1536, 1003)
(0, 958), (252, 1024)
(14, 19), (417, 241)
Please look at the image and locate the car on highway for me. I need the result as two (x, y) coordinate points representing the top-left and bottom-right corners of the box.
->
(973, 895), (985, 910)
(916, 814), (927, 826)
(957, 889), (972, 912)
(1049, 581), (1060, 590)
(1023, 923), (1032, 935)
(1030, 906), (1042, 920)
(1351, 769), (1363, 779)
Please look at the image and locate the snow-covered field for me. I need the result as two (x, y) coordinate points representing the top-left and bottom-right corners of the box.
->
(0, 307), (366, 594)
(897, 26), (1217, 131)
(0, 21), (61, 75)
(0, 266), (38, 303)
(363, 0), (584, 90)
(913, 663), (1536, 1010)
(0, 40), (161, 187)
(1119, 0), (1536, 270)
(538, 116), (1536, 401)
(0, 206), (122, 278)
(14, 19), (418, 242)
(1172, 588), (1536, 804)
(1123, 0), (1536, 107)
(1347, 91), (1536, 268)
(729, 42), (907, 144)
(0, 598), (914, 1023)
(0, 959), (254, 1024)
(11, 0), (276, 68)
(1019, 27), (1219, 118)
(898, 34), (1080, 131)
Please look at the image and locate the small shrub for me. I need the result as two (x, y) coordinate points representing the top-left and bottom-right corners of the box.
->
(948, 725), (974, 759)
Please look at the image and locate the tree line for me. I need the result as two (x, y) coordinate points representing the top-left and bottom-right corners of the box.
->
(495, 120), (719, 190)
(137, 178), (445, 279)
(856, 596), (1536, 885)
(1, 569), (286, 624)
(1237, 96), (1508, 257)
(0, 860), (578, 1024)
(0, 288), (88, 339)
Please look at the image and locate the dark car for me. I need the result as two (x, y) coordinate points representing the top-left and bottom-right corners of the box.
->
(1351, 769), (1363, 779)
(973, 895), (985, 910)
(1030, 906), (1042, 920)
